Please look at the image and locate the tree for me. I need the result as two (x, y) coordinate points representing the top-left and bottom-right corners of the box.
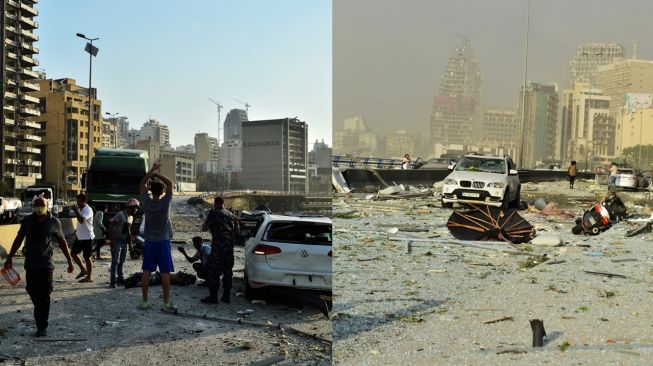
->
(621, 144), (653, 170)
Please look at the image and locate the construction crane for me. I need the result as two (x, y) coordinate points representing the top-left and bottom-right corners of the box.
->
(234, 99), (251, 116)
(208, 98), (223, 145)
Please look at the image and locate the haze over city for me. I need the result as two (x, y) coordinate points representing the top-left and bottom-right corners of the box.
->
(334, 0), (653, 136)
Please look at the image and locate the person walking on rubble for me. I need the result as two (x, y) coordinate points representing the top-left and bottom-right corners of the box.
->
(138, 163), (177, 312)
(92, 205), (108, 260)
(70, 193), (95, 283)
(608, 162), (618, 189)
(568, 161), (577, 189)
(201, 196), (238, 304)
(3, 196), (74, 337)
(107, 198), (139, 288)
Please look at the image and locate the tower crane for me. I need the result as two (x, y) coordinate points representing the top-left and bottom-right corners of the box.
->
(234, 99), (251, 116)
(208, 98), (223, 145)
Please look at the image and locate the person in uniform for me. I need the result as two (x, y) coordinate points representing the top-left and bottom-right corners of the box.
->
(201, 196), (238, 304)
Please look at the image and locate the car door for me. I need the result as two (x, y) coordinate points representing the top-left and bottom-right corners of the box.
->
(595, 167), (609, 185)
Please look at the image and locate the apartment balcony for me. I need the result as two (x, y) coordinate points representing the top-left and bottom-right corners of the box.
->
(19, 81), (39, 92)
(19, 146), (40, 154)
(6, 51), (18, 61)
(19, 67), (39, 80)
(20, 42), (39, 54)
(4, 91), (18, 100)
(19, 16), (38, 29)
(4, 66), (17, 77)
(6, 0), (18, 8)
(20, 29), (38, 42)
(3, 105), (15, 112)
(4, 131), (17, 139)
(4, 158), (18, 165)
(23, 159), (42, 167)
(20, 134), (41, 142)
(4, 11), (17, 21)
(19, 2), (38, 16)
(20, 94), (39, 104)
(4, 172), (15, 178)
(4, 118), (16, 126)
(19, 107), (40, 117)
(20, 55), (38, 67)
(18, 120), (40, 129)
(5, 145), (16, 152)
(28, 173), (42, 180)
(4, 37), (18, 48)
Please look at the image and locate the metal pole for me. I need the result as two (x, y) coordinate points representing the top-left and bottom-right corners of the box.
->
(639, 109), (643, 168)
(63, 112), (68, 202)
(518, 0), (531, 168)
(87, 40), (93, 170)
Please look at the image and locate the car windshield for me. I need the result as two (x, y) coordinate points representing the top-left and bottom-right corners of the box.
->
(617, 169), (634, 174)
(454, 157), (506, 174)
(88, 171), (143, 194)
(265, 221), (332, 246)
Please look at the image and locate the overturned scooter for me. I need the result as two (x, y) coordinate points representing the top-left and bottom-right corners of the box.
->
(572, 193), (626, 235)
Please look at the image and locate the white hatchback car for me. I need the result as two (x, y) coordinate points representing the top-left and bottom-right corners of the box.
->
(441, 154), (520, 209)
(244, 214), (332, 299)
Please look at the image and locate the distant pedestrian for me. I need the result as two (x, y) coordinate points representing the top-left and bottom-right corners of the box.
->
(70, 193), (95, 283)
(107, 198), (139, 288)
(2, 196), (74, 337)
(138, 163), (176, 313)
(92, 205), (108, 260)
(609, 162), (618, 188)
(402, 154), (412, 169)
(568, 161), (577, 189)
(178, 236), (211, 281)
(201, 196), (238, 304)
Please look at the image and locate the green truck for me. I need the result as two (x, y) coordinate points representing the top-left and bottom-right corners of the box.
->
(83, 148), (148, 226)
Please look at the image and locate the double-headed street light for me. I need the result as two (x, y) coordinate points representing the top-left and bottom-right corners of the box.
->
(76, 33), (99, 169)
(105, 111), (119, 148)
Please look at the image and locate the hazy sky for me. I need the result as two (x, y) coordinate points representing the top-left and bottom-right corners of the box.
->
(334, 0), (653, 136)
(38, 0), (332, 147)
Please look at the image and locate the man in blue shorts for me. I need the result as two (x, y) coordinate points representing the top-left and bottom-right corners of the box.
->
(138, 162), (176, 312)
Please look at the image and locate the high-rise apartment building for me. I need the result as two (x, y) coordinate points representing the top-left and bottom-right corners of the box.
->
(570, 43), (625, 86)
(518, 82), (559, 168)
(560, 83), (611, 169)
(479, 106), (519, 158)
(101, 118), (118, 148)
(597, 58), (653, 119)
(218, 139), (242, 174)
(309, 139), (331, 169)
(33, 78), (103, 198)
(241, 118), (308, 192)
(194, 132), (218, 162)
(223, 108), (248, 140)
(386, 130), (416, 158)
(160, 149), (196, 186)
(430, 38), (483, 147)
(139, 119), (170, 146)
(1, 0), (42, 191)
(333, 116), (378, 156)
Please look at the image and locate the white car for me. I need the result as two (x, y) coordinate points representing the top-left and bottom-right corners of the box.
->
(615, 168), (638, 190)
(244, 214), (332, 299)
(441, 154), (520, 209)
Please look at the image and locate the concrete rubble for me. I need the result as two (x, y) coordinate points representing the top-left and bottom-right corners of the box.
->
(333, 179), (653, 365)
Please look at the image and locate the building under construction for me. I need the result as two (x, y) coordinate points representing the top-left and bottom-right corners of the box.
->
(430, 38), (483, 152)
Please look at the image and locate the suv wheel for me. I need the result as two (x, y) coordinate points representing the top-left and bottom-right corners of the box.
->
(500, 189), (510, 210)
(244, 271), (259, 300)
(509, 185), (521, 209)
(441, 200), (453, 209)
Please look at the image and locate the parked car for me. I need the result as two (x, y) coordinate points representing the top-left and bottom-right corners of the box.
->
(243, 214), (332, 299)
(414, 157), (451, 169)
(615, 168), (638, 190)
(441, 153), (520, 209)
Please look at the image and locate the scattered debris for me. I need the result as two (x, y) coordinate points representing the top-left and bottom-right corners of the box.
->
(530, 319), (546, 347)
(483, 316), (513, 324)
(583, 270), (628, 279)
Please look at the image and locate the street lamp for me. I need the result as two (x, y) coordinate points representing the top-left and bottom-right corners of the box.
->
(517, 0), (531, 169)
(76, 33), (99, 169)
(105, 111), (119, 148)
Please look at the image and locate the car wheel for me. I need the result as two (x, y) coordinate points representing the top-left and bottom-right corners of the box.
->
(501, 189), (510, 210)
(441, 200), (453, 209)
(244, 271), (259, 300)
(509, 185), (521, 209)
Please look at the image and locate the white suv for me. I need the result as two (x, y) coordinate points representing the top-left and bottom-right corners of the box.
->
(244, 214), (332, 299)
(441, 154), (520, 209)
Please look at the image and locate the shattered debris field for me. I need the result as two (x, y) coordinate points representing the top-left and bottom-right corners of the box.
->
(333, 180), (653, 365)
(0, 195), (331, 366)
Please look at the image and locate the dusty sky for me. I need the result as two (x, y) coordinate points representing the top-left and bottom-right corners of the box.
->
(334, 0), (653, 136)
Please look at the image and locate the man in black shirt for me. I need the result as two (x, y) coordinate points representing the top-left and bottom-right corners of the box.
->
(3, 197), (74, 337)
